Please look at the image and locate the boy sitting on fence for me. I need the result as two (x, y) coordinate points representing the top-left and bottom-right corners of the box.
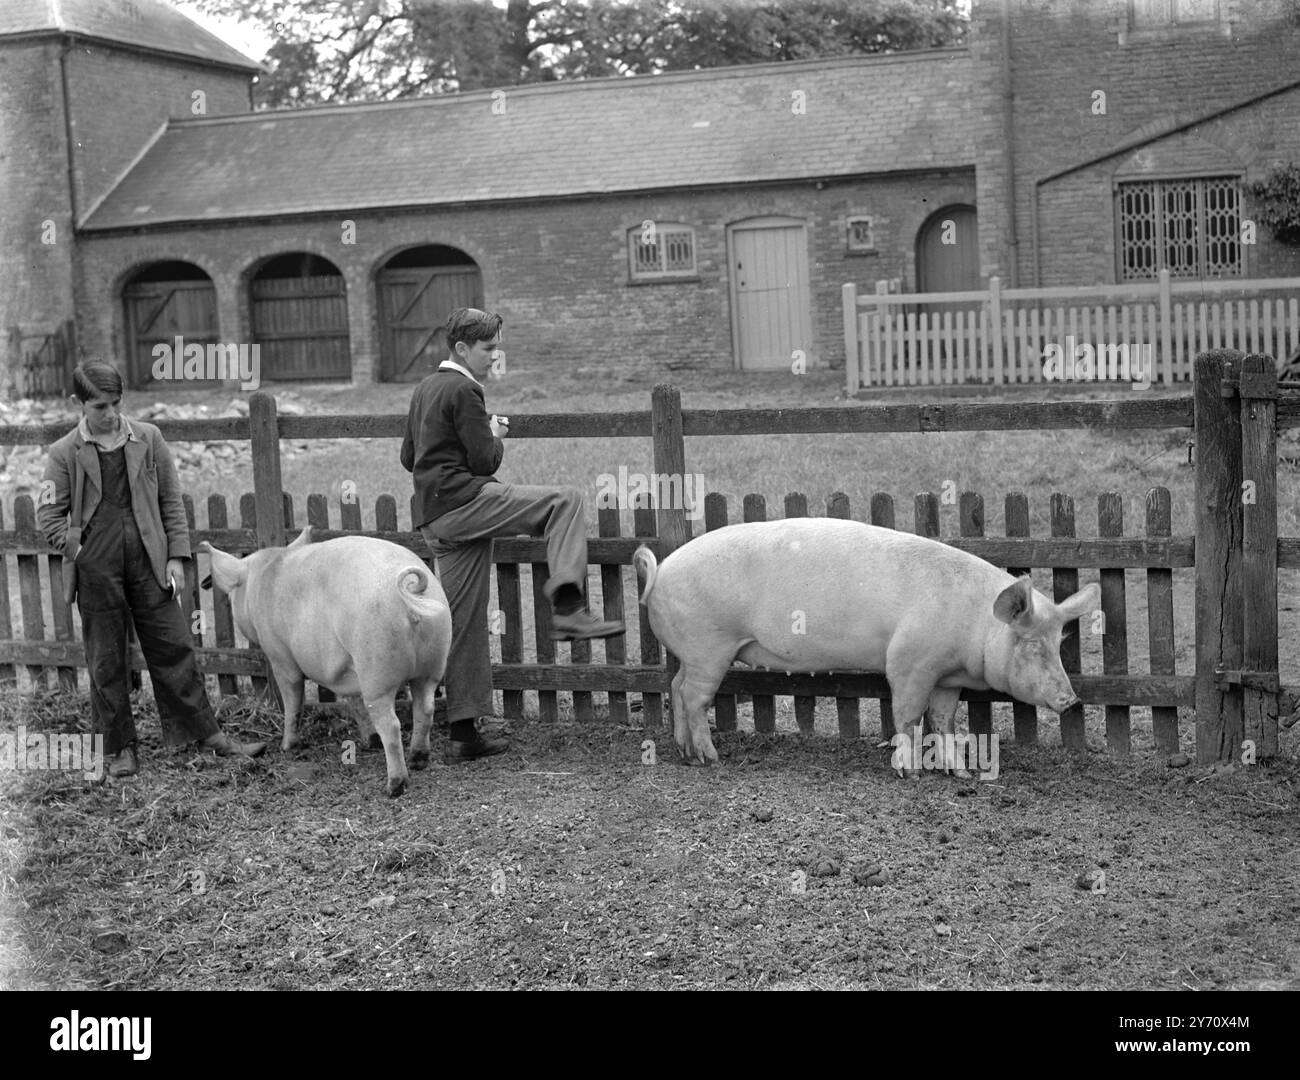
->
(401, 308), (624, 763)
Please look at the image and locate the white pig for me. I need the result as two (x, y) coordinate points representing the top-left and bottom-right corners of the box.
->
(201, 527), (451, 796)
(633, 518), (1099, 774)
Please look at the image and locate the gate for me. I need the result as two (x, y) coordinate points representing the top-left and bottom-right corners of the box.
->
(377, 266), (483, 382)
(250, 274), (350, 380)
(123, 279), (218, 389)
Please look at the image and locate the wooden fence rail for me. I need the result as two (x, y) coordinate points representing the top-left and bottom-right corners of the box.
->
(1, 354), (1296, 763)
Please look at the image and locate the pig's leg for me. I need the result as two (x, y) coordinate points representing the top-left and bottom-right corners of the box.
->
(925, 687), (969, 779)
(269, 662), (305, 752)
(408, 676), (437, 770)
(670, 665), (688, 758)
(888, 667), (942, 779)
(348, 696), (381, 749)
(676, 661), (724, 765)
(361, 689), (409, 798)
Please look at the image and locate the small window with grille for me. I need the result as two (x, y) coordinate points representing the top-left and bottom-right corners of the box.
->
(629, 224), (696, 280)
(1116, 175), (1242, 280)
(846, 216), (875, 252)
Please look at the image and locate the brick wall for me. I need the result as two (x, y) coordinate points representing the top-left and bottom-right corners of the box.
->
(64, 45), (251, 222)
(971, 0), (1300, 285)
(0, 40), (76, 393)
(74, 170), (976, 384)
(0, 35), (252, 393)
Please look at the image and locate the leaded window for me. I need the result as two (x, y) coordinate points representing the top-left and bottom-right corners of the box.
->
(1116, 176), (1242, 280)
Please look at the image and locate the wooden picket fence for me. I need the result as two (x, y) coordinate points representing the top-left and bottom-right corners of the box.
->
(1, 356), (1296, 762)
(843, 272), (1300, 392)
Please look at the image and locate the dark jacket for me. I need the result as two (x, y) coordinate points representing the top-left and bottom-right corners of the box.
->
(401, 368), (504, 527)
(38, 419), (191, 589)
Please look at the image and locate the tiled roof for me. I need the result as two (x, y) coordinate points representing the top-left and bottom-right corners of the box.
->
(80, 50), (973, 229)
(0, 0), (260, 71)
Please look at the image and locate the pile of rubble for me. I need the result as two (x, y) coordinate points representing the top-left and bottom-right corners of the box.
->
(0, 392), (323, 499)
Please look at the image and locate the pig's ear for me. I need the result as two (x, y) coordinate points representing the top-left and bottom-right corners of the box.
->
(993, 576), (1036, 627)
(1056, 581), (1101, 622)
(289, 526), (313, 548)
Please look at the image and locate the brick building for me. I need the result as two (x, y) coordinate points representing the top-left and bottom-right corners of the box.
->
(1, 0), (1298, 391)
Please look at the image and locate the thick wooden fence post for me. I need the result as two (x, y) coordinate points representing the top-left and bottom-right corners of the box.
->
(249, 391), (285, 550)
(1239, 353), (1278, 759)
(1194, 350), (1245, 763)
(651, 385), (691, 734)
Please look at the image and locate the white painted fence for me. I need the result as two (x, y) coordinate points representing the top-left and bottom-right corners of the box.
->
(842, 270), (1300, 393)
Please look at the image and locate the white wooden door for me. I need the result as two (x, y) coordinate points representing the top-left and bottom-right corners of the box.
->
(728, 218), (812, 370)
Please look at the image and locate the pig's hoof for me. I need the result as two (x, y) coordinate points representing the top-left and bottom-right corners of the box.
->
(409, 749), (429, 771)
(387, 776), (408, 798)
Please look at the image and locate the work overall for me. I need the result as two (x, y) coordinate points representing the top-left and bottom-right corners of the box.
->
(77, 444), (218, 755)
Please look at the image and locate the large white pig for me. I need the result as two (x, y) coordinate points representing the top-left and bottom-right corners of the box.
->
(201, 527), (451, 796)
(633, 518), (1099, 773)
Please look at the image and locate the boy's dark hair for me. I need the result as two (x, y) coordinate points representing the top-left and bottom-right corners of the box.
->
(445, 308), (502, 352)
(71, 360), (124, 402)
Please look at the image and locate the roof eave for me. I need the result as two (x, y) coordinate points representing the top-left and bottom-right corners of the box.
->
(1, 26), (263, 74)
(77, 164), (978, 234)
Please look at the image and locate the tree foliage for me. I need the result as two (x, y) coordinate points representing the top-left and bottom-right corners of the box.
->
(1249, 163), (1300, 247)
(178, 0), (967, 107)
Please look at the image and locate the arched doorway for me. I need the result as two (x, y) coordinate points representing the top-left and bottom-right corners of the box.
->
(376, 245), (483, 381)
(121, 261), (217, 389)
(248, 252), (350, 380)
(915, 205), (980, 294)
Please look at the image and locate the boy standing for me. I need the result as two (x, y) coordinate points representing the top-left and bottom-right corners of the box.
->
(401, 308), (624, 763)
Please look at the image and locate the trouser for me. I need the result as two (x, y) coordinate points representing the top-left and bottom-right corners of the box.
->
(77, 505), (218, 754)
(419, 482), (588, 723)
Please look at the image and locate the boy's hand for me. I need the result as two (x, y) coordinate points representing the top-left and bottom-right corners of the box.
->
(165, 558), (186, 605)
(490, 414), (510, 439)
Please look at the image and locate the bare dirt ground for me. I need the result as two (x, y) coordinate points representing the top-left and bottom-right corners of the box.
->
(3, 689), (1297, 991)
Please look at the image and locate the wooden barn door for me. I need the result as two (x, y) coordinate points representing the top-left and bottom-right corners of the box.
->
(728, 217), (812, 370)
(377, 266), (484, 382)
(250, 271), (350, 380)
(122, 280), (218, 389)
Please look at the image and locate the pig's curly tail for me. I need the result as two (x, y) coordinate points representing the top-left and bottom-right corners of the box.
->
(633, 545), (658, 605)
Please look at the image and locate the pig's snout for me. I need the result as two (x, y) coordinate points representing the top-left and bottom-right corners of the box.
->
(1054, 689), (1080, 713)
